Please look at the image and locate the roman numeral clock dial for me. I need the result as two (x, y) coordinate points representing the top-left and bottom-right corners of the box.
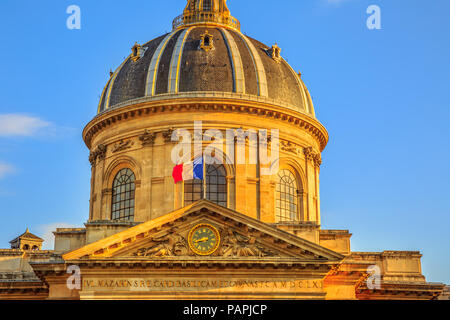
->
(188, 224), (220, 256)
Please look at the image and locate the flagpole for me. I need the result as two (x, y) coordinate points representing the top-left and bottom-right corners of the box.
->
(202, 154), (207, 200)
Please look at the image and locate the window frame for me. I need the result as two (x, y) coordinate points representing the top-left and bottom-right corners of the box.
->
(184, 164), (227, 207)
(275, 169), (299, 223)
(111, 168), (136, 222)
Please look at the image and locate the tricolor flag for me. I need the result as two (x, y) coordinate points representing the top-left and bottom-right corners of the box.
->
(172, 157), (204, 183)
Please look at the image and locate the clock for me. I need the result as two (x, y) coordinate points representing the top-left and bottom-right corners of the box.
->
(188, 224), (220, 256)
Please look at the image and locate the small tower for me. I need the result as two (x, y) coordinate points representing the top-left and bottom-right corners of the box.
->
(9, 228), (44, 251)
(183, 0), (231, 15)
(174, 0), (240, 31)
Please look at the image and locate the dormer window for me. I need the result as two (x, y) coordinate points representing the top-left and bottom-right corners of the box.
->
(131, 42), (147, 62)
(200, 30), (214, 52)
(204, 35), (211, 46)
(270, 44), (282, 62)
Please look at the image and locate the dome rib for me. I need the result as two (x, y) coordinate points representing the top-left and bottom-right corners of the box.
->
(220, 28), (246, 94)
(104, 56), (129, 111)
(168, 27), (194, 93)
(236, 32), (269, 98)
(145, 31), (178, 97)
(98, 26), (315, 118)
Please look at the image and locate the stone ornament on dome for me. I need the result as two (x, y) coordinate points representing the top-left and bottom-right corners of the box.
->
(131, 42), (147, 62)
(269, 44), (282, 62)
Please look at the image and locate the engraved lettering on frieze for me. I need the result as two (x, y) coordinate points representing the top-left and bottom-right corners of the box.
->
(112, 139), (134, 153)
(139, 130), (156, 147)
(83, 278), (323, 291)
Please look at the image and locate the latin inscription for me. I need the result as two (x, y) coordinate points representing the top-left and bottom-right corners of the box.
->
(82, 278), (323, 291)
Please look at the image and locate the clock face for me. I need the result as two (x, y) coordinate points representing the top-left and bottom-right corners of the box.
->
(188, 224), (220, 256)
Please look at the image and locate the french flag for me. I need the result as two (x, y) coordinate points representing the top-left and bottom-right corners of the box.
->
(172, 157), (204, 183)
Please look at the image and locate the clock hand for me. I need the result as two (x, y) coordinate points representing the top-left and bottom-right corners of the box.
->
(195, 237), (209, 243)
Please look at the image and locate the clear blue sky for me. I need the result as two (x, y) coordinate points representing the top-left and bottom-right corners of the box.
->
(0, 0), (448, 284)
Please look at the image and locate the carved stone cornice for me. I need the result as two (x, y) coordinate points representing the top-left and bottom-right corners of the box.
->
(63, 200), (344, 263)
(83, 96), (328, 151)
(355, 281), (446, 300)
(0, 280), (48, 296)
(59, 258), (333, 273)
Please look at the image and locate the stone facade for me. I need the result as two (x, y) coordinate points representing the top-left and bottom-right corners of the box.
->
(0, 0), (446, 300)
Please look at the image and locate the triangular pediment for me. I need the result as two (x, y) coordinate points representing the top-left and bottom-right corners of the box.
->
(63, 200), (344, 263)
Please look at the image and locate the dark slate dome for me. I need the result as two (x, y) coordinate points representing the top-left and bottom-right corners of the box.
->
(97, 3), (315, 117)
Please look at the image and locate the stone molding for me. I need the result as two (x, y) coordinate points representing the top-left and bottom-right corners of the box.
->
(83, 94), (328, 151)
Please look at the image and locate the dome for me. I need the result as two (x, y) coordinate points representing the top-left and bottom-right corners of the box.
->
(97, 2), (315, 117)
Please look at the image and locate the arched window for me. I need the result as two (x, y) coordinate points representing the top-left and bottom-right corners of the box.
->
(111, 168), (136, 221)
(203, 0), (212, 11)
(184, 178), (203, 204)
(206, 164), (227, 207)
(276, 169), (299, 222)
(22, 244), (29, 250)
(184, 164), (227, 207)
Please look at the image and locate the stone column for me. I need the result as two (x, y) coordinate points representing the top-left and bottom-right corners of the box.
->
(234, 136), (248, 216)
(313, 153), (322, 225)
(90, 144), (107, 221)
(139, 130), (156, 221)
(163, 129), (176, 215)
(303, 147), (316, 223)
(151, 132), (166, 219)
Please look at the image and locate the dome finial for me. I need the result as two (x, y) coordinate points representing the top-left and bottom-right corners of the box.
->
(173, 0), (240, 31)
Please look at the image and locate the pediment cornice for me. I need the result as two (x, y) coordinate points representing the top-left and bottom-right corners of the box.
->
(63, 201), (344, 263)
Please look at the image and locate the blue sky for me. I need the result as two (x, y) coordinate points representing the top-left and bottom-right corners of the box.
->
(0, 0), (449, 284)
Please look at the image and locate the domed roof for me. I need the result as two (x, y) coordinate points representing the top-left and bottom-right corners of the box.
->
(97, 1), (315, 117)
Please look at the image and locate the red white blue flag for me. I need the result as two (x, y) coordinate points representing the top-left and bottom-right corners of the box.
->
(172, 157), (204, 183)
